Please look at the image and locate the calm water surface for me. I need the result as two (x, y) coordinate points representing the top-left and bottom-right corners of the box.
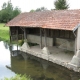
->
(0, 41), (15, 79)
(0, 41), (80, 80)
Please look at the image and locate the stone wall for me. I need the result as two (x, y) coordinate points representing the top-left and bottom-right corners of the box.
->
(27, 34), (75, 51)
(56, 38), (75, 51)
(27, 34), (53, 46)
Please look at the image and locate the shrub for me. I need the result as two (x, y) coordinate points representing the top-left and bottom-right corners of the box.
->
(2, 74), (32, 80)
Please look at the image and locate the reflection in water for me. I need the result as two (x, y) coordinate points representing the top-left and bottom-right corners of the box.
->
(0, 41), (80, 80)
(0, 41), (15, 79)
(3, 41), (9, 49)
(8, 52), (80, 80)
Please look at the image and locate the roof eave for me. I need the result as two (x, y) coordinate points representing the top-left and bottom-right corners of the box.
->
(73, 24), (80, 33)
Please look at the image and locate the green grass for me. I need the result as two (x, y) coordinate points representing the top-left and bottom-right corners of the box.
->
(2, 74), (32, 80)
(0, 23), (23, 45)
(0, 23), (9, 42)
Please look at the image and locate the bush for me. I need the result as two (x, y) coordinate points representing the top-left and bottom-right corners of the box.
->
(3, 74), (32, 80)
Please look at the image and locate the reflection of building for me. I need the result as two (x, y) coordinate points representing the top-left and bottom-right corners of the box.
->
(9, 45), (20, 57)
(6, 10), (80, 72)
(6, 52), (80, 80)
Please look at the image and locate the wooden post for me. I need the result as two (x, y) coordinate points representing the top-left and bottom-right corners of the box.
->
(51, 29), (53, 37)
(9, 28), (13, 54)
(40, 28), (42, 49)
(53, 30), (56, 46)
(24, 28), (27, 42)
(44, 29), (47, 47)
(9, 27), (11, 44)
(16, 27), (18, 54)
(42, 29), (50, 55)
(69, 31), (71, 39)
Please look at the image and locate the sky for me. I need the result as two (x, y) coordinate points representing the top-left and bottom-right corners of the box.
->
(0, 0), (80, 12)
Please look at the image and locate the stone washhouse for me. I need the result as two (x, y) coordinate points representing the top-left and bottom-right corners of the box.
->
(6, 9), (80, 72)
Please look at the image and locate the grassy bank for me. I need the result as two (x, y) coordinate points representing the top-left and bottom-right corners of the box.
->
(0, 23), (9, 42)
(0, 23), (24, 45)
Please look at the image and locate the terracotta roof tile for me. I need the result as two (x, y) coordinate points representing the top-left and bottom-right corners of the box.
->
(6, 9), (80, 31)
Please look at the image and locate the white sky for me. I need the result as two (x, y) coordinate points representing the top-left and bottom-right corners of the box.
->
(0, 0), (80, 12)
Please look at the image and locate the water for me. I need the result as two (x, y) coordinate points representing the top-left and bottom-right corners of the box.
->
(0, 41), (15, 79)
(0, 41), (80, 80)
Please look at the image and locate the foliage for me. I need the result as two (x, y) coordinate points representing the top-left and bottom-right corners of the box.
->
(30, 7), (47, 12)
(0, 1), (21, 23)
(2, 74), (32, 80)
(54, 0), (69, 10)
(12, 7), (21, 18)
(35, 7), (47, 12)
(0, 23), (9, 42)
(18, 40), (24, 46)
(30, 9), (35, 12)
(11, 40), (24, 46)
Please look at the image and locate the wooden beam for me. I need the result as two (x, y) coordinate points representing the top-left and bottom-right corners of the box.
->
(40, 28), (42, 49)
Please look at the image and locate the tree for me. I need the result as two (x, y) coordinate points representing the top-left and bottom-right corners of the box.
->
(0, 9), (9, 22)
(5, 1), (13, 21)
(30, 7), (47, 12)
(0, 1), (21, 23)
(30, 9), (35, 12)
(13, 7), (21, 18)
(2, 2), (7, 10)
(54, 0), (69, 10)
(36, 7), (47, 12)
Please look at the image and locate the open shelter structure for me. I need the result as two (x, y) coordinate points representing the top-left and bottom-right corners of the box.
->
(6, 9), (80, 72)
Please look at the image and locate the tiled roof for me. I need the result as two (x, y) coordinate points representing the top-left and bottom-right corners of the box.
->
(6, 9), (80, 31)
